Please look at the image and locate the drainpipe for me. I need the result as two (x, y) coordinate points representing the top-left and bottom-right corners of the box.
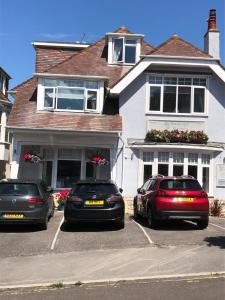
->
(117, 132), (125, 189)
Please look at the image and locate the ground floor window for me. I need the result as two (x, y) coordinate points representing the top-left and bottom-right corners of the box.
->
(41, 147), (111, 189)
(142, 151), (211, 194)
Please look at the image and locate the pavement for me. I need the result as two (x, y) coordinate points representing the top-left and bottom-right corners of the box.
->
(0, 212), (224, 288)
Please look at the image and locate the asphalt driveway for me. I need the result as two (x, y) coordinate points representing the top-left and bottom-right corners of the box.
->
(0, 212), (224, 258)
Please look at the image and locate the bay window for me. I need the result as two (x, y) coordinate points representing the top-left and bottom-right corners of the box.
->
(42, 79), (99, 112)
(148, 76), (207, 115)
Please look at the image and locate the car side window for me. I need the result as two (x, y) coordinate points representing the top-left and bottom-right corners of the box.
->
(142, 180), (151, 192)
(148, 180), (156, 191)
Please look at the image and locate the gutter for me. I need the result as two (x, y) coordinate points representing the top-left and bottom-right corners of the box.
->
(117, 133), (126, 189)
(34, 73), (109, 81)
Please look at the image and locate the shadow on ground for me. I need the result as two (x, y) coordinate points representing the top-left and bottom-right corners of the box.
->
(0, 224), (43, 233)
(60, 221), (123, 233)
(204, 236), (225, 249)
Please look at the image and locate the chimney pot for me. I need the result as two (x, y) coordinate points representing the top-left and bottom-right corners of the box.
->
(207, 9), (218, 31)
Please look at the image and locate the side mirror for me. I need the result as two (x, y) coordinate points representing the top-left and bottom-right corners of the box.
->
(119, 188), (123, 193)
(46, 186), (53, 193)
(137, 188), (141, 194)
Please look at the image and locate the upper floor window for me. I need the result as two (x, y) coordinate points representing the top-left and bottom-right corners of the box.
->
(42, 79), (99, 112)
(148, 76), (207, 115)
(113, 38), (137, 64)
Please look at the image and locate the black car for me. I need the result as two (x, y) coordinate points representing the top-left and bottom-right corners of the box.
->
(64, 180), (125, 228)
(0, 179), (54, 230)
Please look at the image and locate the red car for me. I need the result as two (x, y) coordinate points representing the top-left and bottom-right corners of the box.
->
(134, 175), (209, 229)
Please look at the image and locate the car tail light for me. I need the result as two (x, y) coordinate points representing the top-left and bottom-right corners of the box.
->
(108, 196), (123, 206)
(199, 191), (208, 198)
(69, 196), (82, 202)
(28, 197), (45, 204)
(156, 190), (168, 197)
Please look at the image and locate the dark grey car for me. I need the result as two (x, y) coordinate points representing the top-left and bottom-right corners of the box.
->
(0, 179), (54, 230)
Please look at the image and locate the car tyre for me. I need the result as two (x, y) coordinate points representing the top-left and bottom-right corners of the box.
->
(133, 201), (139, 220)
(197, 218), (209, 230)
(116, 218), (125, 229)
(38, 218), (48, 231)
(147, 207), (157, 229)
(50, 205), (55, 218)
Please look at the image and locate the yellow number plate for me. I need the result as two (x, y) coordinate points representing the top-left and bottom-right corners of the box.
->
(3, 214), (24, 219)
(85, 200), (104, 206)
(173, 198), (194, 202)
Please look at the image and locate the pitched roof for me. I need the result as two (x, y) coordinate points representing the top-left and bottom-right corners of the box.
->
(149, 34), (211, 58)
(40, 27), (155, 88)
(7, 78), (122, 132)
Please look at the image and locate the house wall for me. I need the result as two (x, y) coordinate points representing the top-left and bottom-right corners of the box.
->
(119, 71), (225, 199)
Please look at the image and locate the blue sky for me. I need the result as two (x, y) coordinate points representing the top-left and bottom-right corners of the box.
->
(0, 0), (224, 88)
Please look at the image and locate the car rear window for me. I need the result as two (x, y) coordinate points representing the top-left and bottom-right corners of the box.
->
(73, 184), (118, 195)
(0, 183), (40, 196)
(159, 179), (202, 191)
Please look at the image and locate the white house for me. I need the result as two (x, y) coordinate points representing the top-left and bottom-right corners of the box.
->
(7, 9), (225, 205)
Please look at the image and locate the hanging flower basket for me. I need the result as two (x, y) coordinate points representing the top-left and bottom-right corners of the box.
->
(23, 153), (42, 163)
(90, 155), (109, 166)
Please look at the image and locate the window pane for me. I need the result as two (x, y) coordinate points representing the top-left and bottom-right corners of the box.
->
(178, 86), (191, 113)
(57, 88), (84, 110)
(143, 152), (154, 162)
(144, 165), (152, 182)
(202, 154), (210, 165)
(173, 165), (183, 176)
(188, 153), (198, 163)
(163, 86), (176, 112)
(58, 149), (81, 160)
(87, 90), (97, 110)
(149, 86), (161, 111)
(86, 81), (98, 89)
(57, 160), (81, 188)
(173, 152), (184, 163)
(126, 39), (136, 45)
(164, 77), (177, 84)
(178, 78), (192, 85)
(194, 88), (205, 113)
(188, 165), (198, 179)
(193, 78), (206, 86)
(149, 76), (162, 84)
(125, 46), (136, 63)
(113, 38), (123, 62)
(86, 162), (94, 178)
(44, 88), (54, 108)
(158, 164), (169, 176)
(158, 152), (169, 162)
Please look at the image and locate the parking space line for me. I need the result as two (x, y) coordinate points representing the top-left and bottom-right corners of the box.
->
(209, 222), (225, 230)
(50, 216), (64, 250)
(132, 219), (154, 245)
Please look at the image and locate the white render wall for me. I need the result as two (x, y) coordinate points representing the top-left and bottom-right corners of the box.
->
(119, 71), (225, 199)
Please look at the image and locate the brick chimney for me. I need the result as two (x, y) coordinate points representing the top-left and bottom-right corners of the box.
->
(204, 9), (220, 60)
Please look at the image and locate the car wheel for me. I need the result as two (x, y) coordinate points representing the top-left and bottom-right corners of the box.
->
(197, 218), (209, 230)
(50, 205), (55, 218)
(116, 218), (125, 229)
(147, 207), (157, 229)
(38, 216), (48, 230)
(133, 201), (139, 220)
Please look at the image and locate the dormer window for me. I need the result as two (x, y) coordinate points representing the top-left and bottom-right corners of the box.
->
(113, 38), (137, 64)
(106, 32), (144, 65)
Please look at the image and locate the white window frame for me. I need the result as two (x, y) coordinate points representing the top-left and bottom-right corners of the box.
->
(146, 75), (208, 116)
(112, 37), (138, 65)
(141, 150), (213, 195)
(41, 81), (100, 113)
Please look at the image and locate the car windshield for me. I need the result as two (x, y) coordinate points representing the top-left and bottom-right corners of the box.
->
(160, 179), (202, 191)
(0, 183), (40, 196)
(73, 184), (118, 195)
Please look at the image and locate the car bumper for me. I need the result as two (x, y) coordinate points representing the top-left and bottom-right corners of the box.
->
(0, 209), (48, 224)
(64, 204), (124, 223)
(156, 210), (209, 220)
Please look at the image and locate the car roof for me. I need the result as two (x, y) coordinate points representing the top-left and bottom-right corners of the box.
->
(148, 175), (197, 181)
(0, 179), (45, 184)
(76, 179), (116, 184)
